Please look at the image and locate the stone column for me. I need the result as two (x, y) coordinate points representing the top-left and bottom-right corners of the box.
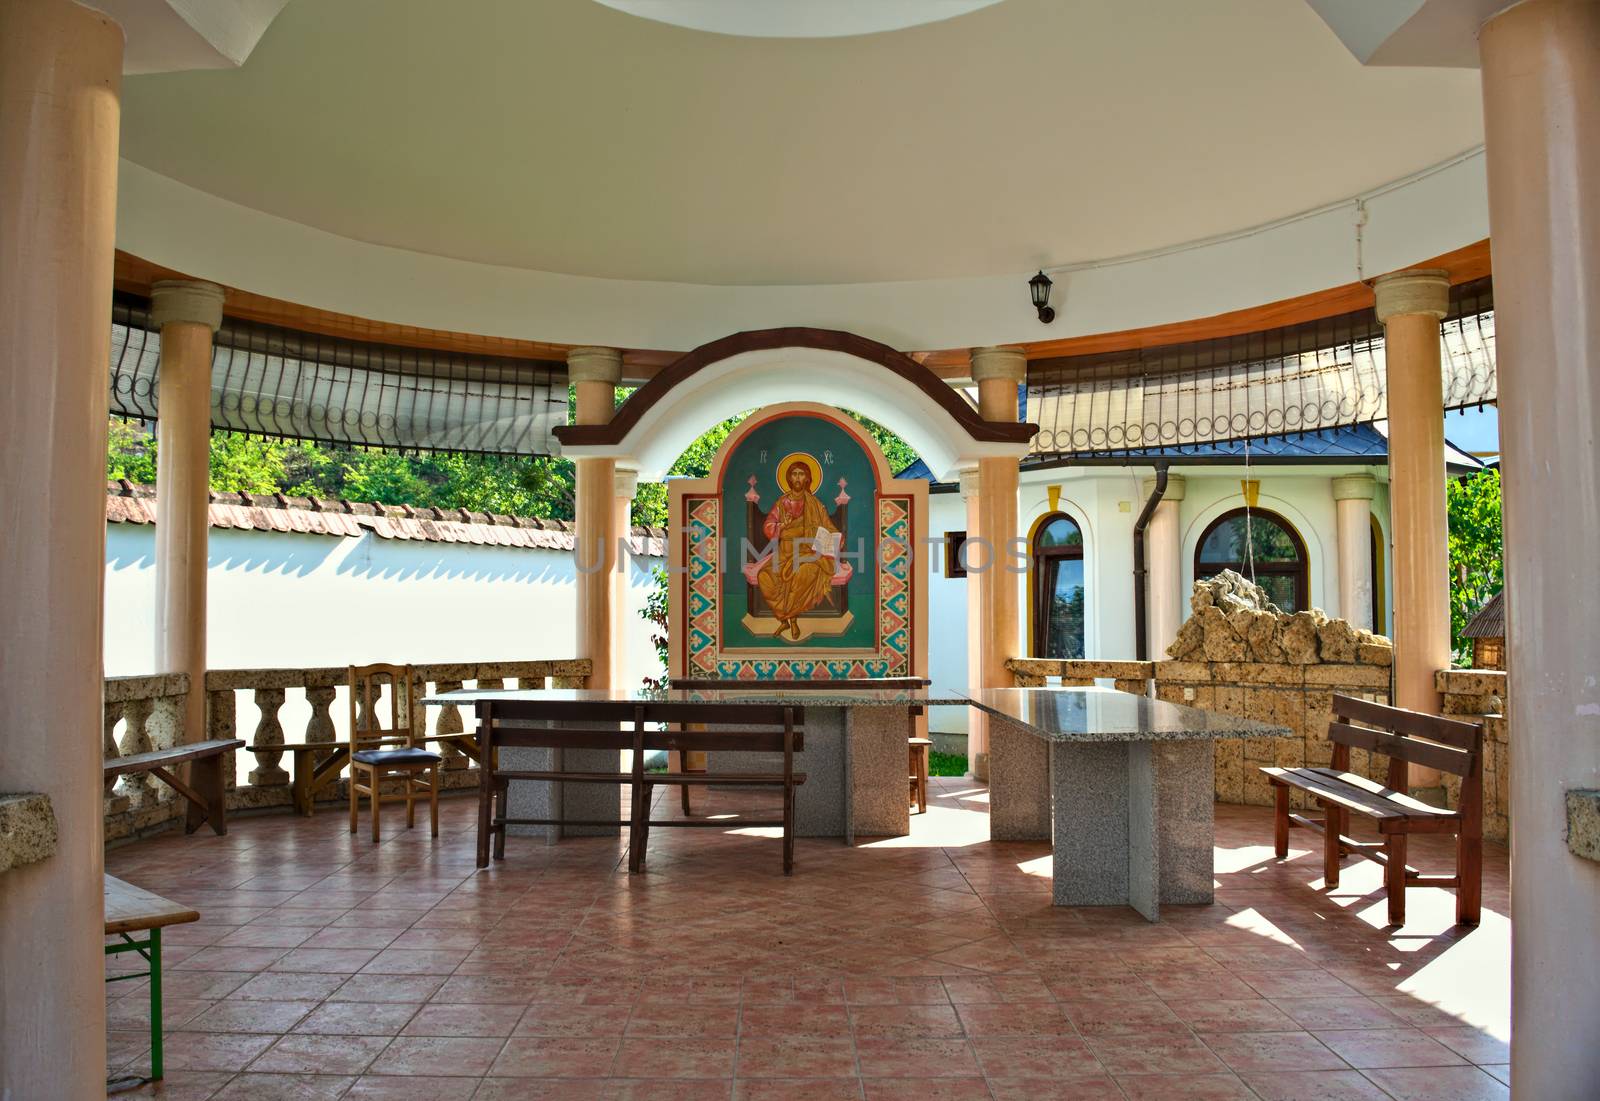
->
(1374, 269), (1451, 791)
(151, 281), (225, 744)
(0, 2), (122, 1096)
(959, 468), (985, 774)
(970, 347), (1026, 782)
(569, 347), (623, 691)
(1144, 473), (1187, 656)
(613, 466), (639, 688)
(1481, 2), (1600, 1093)
(1332, 473), (1376, 631)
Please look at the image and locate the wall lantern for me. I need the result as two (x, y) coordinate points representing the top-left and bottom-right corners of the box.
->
(1029, 270), (1056, 324)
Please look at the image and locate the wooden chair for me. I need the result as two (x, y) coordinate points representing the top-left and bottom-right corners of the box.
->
(908, 737), (931, 813)
(347, 663), (441, 843)
(1262, 693), (1484, 926)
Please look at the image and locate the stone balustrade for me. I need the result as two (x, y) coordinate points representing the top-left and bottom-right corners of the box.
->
(1438, 668), (1509, 842)
(103, 659), (589, 839)
(104, 673), (190, 838)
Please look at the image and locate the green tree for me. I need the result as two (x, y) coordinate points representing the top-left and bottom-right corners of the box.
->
(1447, 468), (1503, 666)
(106, 418), (158, 484)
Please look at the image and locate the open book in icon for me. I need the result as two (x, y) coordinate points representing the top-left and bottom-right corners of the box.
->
(811, 528), (844, 558)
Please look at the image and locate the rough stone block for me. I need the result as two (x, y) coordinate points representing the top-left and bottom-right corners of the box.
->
(1357, 643), (1394, 666)
(1567, 791), (1600, 862)
(1436, 669), (1508, 696)
(1305, 664), (1391, 688)
(1213, 686), (1247, 719)
(1211, 663), (1303, 687)
(1153, 661), (1212, 684)
(0, 793), (57, 872)
(1213, 739), (1244, 803)
(1113, 678), (1152, 696)
(1241, 767), (1275, 807)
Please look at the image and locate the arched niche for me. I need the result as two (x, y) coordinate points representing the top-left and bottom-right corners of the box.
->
(555, 328), (1034, 480)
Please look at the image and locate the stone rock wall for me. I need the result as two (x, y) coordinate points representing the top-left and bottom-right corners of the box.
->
(1158, 573), (1395, 810)
(1437, 668), (1509, 842)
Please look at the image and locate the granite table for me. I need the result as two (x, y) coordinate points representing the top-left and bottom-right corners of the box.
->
(423, 685), (969, 844)
(970, 686), (1287, 921)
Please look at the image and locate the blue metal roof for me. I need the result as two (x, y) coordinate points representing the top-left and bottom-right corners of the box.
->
(893, 421), (1483, 482)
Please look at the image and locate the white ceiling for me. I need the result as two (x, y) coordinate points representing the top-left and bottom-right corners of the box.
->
(117, 0), (1485, 288)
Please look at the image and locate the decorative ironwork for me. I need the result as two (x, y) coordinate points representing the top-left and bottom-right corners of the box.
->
(109, 294), (568, 457)
(1026, 278), (1496, 459)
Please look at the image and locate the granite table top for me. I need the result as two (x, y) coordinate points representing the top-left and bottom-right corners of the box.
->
(422, 685), (973, 708)
(969, 686), (1288, 742)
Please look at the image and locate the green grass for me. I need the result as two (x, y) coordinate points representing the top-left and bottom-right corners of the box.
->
(928, 751), (968, 777)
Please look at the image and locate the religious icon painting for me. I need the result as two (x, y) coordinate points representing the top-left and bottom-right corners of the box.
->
(668, 403), (927, 681)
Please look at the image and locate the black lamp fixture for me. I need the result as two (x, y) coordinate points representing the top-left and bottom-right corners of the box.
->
(1029, 270), (1055, 324)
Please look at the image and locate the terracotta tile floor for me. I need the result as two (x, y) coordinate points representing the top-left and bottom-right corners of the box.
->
(105, 778), (1510, 1099)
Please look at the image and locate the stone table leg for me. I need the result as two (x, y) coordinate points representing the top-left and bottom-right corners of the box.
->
(1051, 738), (1215, 921)
(847, 706), (912, 839)
(706, 707), (848, 839)
(500, 716), (624, 842)
(989, 714), (1051, 841)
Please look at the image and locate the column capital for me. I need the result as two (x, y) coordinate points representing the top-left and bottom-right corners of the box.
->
(150, 280), (225, 332)
(957, 467), (981, 500)
(1332, 472), (1377, 502)
(1141, 472), (1186, 502)
(614, 467), (639, 501)
(566, 346), (623, 385)
(1373, 269), (1450, 324)
(970, 345), (1027, 384)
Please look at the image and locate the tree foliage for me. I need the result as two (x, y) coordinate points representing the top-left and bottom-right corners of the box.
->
(107, 405), (919, 532)
(1447, 468), (1503, 667)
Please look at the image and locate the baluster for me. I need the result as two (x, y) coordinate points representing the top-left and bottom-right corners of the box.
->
(247, 687), (289, 786)
(433, 678), (469, 770)
(118, 697), (156, 802)
(103, 701), (124, 797)
(304, 686), (336, 745)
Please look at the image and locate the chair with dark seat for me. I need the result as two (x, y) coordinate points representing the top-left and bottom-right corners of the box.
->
(347, 662), (441, 842)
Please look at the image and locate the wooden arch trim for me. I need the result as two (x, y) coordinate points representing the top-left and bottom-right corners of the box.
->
(553, 327), (1038, 447)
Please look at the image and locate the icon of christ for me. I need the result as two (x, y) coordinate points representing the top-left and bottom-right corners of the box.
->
(752, 456), (850, 640)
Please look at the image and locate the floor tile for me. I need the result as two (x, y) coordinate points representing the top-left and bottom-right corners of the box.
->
(368, 1035), (506, 1076)
(1310, 1028), (1468, 1069)
(1086, 1033), (1228, 1076)
(249, 1033), (393, 1074)
(1199, 1031), (1348, 1075)
(1360, 1065), (1511, 1100)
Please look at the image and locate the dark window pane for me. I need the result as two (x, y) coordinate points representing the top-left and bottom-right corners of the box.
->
(1037, 516), (1083, 548)
(1198, 515), (1299, 563)
(1045, 558), (1085, 658)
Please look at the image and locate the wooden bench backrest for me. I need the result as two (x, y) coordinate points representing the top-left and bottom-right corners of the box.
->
(479, 698), (804, 754)
(1329, 693), (1484, 786)
(349, 662), (418, 752)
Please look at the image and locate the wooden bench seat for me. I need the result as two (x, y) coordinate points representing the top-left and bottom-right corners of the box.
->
(105, 875), (199, 1088)
(104, 738), (243, 836)
(474, 699), (807, 874)
(1264, 693), (1484, 926)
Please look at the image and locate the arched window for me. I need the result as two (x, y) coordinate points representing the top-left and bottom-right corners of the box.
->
(1031, 513), (1085, 658)
(1195, 508), (1309, 613)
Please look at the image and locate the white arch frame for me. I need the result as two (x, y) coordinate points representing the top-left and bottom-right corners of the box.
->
(1182, 492), (1328, 613)
(559, 346), (1030, 480)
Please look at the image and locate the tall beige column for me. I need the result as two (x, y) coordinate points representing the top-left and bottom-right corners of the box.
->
(958, 468), (985, 773)
(1144, 473), (1187, 655)
(1481, 2), (1600, 1093)
(569, 347), (623, 690)
(0, 2), (122, 1096)
(1374, 270), (1451, 791)
(151, 281), (225, 745)
(970, 347), (1026, 781)
(613, 467), (639, 687)
(1332, 474), (1376, 631)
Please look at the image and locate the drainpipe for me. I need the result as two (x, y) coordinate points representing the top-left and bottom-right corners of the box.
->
(1132, 463), (1170, 661)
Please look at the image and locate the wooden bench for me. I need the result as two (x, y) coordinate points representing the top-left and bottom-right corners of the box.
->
(104, 874), (199, 1090)
(104, 738), (244, 836)
(1263, 693), (1484, 926)
(285, 732), (480, 817)
(668, 677), (926, 815)
(474, 699), (806, 874)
